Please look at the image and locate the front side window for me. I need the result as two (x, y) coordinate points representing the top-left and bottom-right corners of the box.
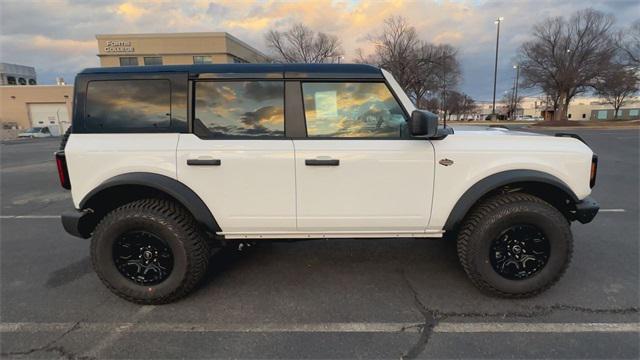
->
(119, 57), (138, 66)
(144, 57), (163, 66)
(194, 81), (284, 138)
(85, 79), (171, 130)
(193, 56), (213, 64)
(302, 82), (408, 138)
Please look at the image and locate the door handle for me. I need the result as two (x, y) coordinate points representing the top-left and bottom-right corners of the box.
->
(187, 159), (221, 166)
(305, 159), (340, 166)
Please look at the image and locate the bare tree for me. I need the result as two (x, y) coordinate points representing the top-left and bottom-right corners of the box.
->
(616, 20), (640, 67)
(265, 23), (343, 63)
(593, 64), (639, 119)
(501, 92), (524, 119)
(359, 16), (461, 109)
(518, 9), (616, 122)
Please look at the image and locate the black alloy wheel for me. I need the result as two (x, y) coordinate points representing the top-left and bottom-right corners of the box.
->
(489, 224), (550, 280)
(113, 230), (174, 286)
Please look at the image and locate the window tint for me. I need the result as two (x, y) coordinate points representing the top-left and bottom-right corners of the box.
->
(119, 57), (138, 66)
(85, 79), (171, 130)
(193, 56), (212, 64)
(194, 81), (284, 138)
(302, 82), (408, 138)
(144, 57), (163, 66)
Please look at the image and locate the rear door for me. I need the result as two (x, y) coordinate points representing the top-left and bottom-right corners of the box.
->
(293, 81), (435, 232)
(176, 79), (296, 233)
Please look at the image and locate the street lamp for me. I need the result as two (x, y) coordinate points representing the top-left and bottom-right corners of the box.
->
(511, 64), (520, 119)
(491, 16), (504, 119)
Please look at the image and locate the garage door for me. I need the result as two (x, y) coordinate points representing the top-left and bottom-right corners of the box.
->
(28, 103), (70, 136)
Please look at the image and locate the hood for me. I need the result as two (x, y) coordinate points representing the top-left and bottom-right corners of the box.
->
(451, 125), (546, 137)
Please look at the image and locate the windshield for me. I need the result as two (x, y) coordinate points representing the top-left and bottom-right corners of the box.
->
(25, 127), (43, 133)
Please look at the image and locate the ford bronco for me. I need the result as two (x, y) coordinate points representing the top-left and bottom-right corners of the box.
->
(56, 64), (599, 304)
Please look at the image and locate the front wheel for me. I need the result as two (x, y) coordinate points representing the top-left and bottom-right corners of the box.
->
(91, 199), (209, 304)
(456, 192), (573, 298)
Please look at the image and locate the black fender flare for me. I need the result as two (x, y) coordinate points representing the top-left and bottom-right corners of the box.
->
(79, 172), (220, 233)
(443, 169), (579, 232)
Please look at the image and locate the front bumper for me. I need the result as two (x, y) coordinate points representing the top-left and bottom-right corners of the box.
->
(61, 209), (95, 238)
(572, 196), (599, 224)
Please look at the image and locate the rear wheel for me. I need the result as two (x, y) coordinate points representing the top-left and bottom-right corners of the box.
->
(456, 192), (572, 298)
(91, 199), (209, 304)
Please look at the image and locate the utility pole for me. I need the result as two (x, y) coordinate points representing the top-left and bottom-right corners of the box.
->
(491, 17), (504, 119)
(513, 64), (520, 118)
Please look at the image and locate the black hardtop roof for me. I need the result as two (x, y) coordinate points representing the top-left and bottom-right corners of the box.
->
(79, 63), (383, 78)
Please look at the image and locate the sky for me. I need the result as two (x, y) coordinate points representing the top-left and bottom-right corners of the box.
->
(1, 0), (638, 101)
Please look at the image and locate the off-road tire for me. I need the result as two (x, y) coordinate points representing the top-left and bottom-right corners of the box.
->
(91, 199), (209, 304)
(456, 192), (572, 298)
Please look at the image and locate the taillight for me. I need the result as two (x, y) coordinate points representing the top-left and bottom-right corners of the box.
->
(590, 154), (598, 188)
(55, 151), (71, 189)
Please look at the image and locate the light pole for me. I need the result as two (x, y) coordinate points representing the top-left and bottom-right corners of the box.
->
(491, 16), (504, 119)
(512, 64), (520, 118)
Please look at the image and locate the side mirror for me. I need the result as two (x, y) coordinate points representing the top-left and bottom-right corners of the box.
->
(410, 110), (438, 137)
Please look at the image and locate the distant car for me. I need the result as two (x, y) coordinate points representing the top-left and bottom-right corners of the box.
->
(17, 127), (52, 138)
(516, 115), (543, 122)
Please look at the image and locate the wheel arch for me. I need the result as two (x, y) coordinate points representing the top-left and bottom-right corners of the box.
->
(79, 172), (221, 236)
(443, 169), (580, 233)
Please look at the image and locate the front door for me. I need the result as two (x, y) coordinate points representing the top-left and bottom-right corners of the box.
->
(177, 80), (296, 233)
(293, 81), (435, 232)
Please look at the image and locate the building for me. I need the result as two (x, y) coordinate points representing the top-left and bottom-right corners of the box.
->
(475, 95), (640, 121)
(96, 32), (267, 67)
(0, 84), (73, 136)
(0, 63), (37, 85)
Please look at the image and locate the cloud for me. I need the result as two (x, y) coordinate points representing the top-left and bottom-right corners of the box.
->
(1, 0), (639, 100)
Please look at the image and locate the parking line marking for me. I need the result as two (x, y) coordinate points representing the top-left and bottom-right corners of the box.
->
(1, 322), (638, 334)
(599, 209), (626, 212)
(0, 215), (60, 219)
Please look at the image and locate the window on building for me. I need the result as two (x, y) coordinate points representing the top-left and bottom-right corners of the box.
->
(193, 56), (213, 64)
(143, 57), (163, 66)
(85, 79), (171, 130)
(582, 113), (586, 119)
(28, 79), (36, 85)
(616, 109), (623, 117)
(119, 57), (139, 66)
(231, 56), (249, 64)
(597, 110), (608, 120)
(568, 113), (572, 119)
(18, 78), (26, 85)
(7, 76), (16, 85)
(302, 82), (408, 138)
(194, 81), (285, 138)
(629, 109), (639, 117)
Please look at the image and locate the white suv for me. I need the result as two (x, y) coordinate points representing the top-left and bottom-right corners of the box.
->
(56, 64), (599, 304)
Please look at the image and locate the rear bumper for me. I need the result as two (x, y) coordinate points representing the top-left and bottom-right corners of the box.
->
(573, 196), (599, 224)
(61, 209), (94, 238)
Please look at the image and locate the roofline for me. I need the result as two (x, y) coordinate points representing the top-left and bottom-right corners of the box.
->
(78, 63), (384, 79)
(96, 32), (231, 39)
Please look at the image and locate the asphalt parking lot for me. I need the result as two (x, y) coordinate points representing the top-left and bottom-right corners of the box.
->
(1, 128), (639, 359)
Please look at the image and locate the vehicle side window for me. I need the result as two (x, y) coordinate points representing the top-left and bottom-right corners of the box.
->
(194, 81), (285, 138)
(85, 79), (171, 131)
(302, 82), (408, 138)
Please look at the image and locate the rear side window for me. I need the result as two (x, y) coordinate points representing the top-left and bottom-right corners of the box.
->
(194, 81), (285, 138)
(302, 82), (408, 138)
(85, 79), (171, 130)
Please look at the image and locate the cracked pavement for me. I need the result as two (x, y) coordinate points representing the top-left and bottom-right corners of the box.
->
(1, 130), (639, 359)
